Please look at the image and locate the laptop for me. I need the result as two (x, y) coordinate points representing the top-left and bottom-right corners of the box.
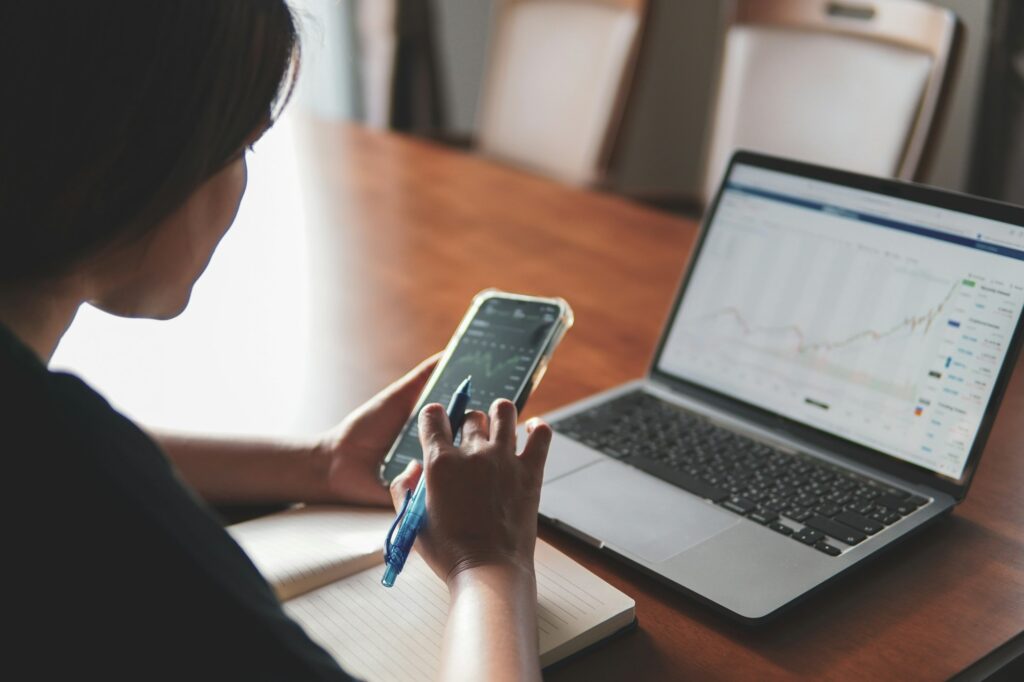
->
(533, 150), (1024, 623)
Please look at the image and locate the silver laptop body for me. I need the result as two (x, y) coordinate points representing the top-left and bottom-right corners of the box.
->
(533, 151), (1024, 623)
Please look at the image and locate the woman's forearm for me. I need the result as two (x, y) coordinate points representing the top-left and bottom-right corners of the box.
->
(151, 430), (329, 504)
(441, 563), (542, 682)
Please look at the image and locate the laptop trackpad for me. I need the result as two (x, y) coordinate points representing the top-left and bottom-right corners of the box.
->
(540, 459), (740, 564)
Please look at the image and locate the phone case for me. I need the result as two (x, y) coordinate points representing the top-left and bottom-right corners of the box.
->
(379, 288), (574, 481)
(471, 288), (574, 407)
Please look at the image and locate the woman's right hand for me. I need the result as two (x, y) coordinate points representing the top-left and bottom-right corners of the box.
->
(388, 398), (552, 585)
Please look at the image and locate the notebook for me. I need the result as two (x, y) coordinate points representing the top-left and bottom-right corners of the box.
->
(228, 505), (636, 679)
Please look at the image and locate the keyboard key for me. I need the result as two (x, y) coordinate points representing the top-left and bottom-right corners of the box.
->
(603, 446), (631, 460)
(876, 493), (909, 509)
(750, 510), (778, 525)
(814, 541), (842, 557)
(804, 515), (867, 545)
(768, 522), (793, 536)
(782, 507), (812, 523)
(723, 497), (756, 515)
(813, 503), (841, 517)
(793, 528), (824, 545)
(880, 484), (909, 498)
(875, 506), (903, 520)
(745, 489), (768, 502)
(869, 510), (895, 525)
(834, 511), (883, 535)
(893, 494), (928, 515)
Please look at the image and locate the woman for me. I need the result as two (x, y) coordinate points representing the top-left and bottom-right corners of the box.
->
(1, 2), (552, 680)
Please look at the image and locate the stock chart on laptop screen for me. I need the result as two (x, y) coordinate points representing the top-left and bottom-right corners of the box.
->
(658, 164), (1024, 479)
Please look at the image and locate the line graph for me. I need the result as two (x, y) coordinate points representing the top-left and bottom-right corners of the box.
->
(446, 349), (527, 380)
(675, 268), (963, 403)
(698, 280), (959, 357)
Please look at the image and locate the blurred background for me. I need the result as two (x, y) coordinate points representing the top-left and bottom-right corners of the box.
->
(288, 0), (1023, 204)
(51, 0), (1024, 439)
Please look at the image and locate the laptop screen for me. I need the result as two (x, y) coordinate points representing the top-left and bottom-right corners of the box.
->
(657, 162), (1024, 481)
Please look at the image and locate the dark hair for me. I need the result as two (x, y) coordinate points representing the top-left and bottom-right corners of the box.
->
(0, 1), (299, 284)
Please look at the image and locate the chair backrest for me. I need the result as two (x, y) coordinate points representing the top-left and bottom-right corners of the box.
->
(476, 0), (647, 187)
(700, 0), (961, 205)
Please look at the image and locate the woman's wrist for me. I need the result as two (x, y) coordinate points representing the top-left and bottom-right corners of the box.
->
(446, 556), (537, 597)
(305, 435), (342, 501)
(441, 555), (542, 682)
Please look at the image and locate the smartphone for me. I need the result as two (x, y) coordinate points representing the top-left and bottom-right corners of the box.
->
(379, 289), (574, 483)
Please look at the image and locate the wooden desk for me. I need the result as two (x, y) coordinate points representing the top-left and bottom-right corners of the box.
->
(296, 120), (1023, 681)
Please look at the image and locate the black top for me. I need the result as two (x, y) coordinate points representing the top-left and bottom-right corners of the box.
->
(2, 324), (356, 680)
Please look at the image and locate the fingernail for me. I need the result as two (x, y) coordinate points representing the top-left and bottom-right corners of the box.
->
(526, 418), (539, 433)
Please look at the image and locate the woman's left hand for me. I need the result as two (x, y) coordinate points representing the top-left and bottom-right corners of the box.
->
(315, 353), (441, 506)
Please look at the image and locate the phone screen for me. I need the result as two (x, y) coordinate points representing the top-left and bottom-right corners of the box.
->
(382, 296), (563, 480)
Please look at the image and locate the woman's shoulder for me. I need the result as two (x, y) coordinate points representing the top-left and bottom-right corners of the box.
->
(1, 322), (162, 469)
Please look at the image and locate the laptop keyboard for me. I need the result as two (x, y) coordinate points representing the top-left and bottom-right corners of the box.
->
(550, 391), (930, 557)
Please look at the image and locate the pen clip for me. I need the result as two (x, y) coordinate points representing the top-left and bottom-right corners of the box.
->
(384, 488), (412, 561)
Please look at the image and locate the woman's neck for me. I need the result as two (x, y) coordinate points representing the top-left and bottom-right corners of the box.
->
(0, 283), (84, 363)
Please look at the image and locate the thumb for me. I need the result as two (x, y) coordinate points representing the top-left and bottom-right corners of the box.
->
(389, 459), (422, 512)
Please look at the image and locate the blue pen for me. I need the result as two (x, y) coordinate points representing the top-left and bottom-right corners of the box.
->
(382, 375), (473, 587)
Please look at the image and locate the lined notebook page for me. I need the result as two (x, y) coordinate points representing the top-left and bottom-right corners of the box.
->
(228, 505), (394, 601)
(284, 540), (635, 681)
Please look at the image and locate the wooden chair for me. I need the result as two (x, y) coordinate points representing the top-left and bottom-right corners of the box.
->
(475, 0), (648, 187)
(700, 0), (962, 206)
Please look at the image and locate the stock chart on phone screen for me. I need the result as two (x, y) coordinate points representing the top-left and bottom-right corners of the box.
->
(388, 298), (560, 468)
(659, 166), (1024, 479)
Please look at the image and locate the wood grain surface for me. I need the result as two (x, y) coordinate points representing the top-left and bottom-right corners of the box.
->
(295, 119), (1023, 681)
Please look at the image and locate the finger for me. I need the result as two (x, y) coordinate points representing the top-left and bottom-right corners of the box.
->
(389, 459), (422, 511)
(519, 418), (552, 474)
(417, 403), (453, 455)
(460, 410), (490, 448)
(489, 399), (517, 446)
